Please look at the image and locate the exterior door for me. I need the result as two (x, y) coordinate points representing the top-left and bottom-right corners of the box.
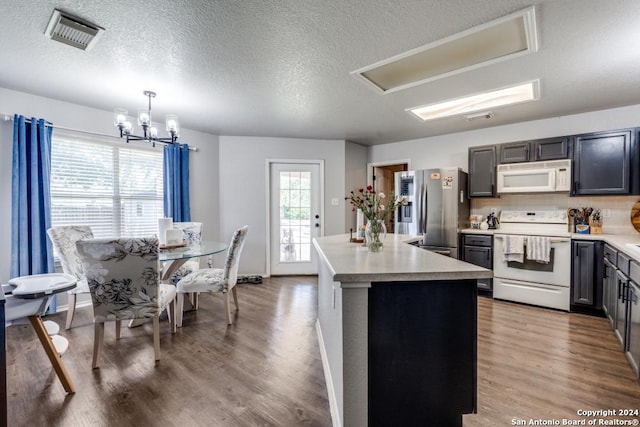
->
(269, 162), (322, 275)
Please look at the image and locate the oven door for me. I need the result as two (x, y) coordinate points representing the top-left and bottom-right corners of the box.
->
(493, 234), (571, 287)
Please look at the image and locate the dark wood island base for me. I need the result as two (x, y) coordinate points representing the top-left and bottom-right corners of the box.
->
(368, 279), (476, 427)
(314, 234), (490, 427)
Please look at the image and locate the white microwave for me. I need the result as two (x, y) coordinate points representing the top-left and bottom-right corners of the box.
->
(496, 159), (571, 194)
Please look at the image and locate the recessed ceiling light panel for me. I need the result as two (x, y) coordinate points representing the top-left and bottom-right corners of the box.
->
(352, 6), (538, 94)
(406, 80), (540, 122)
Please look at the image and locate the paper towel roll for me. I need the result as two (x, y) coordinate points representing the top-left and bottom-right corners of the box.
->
(165, 228), (183, 245)
(158, 218), (173, 245)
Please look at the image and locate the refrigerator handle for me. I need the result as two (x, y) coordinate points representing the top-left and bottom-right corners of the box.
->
(417, 180), (426, 234)
(422, 180), (428, 233)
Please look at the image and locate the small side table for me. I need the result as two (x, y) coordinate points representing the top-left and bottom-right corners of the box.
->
(6, 273), (77, 394)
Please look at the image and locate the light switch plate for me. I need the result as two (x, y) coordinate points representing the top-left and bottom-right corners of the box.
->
(331, 198), (340, 206)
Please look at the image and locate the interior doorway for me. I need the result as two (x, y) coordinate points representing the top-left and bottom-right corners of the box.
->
(369, 161), (409, 233)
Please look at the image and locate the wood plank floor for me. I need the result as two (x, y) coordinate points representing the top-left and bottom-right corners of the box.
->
(6, 277), (640, 426)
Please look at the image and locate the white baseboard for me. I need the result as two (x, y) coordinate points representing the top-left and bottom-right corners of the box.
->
(316, 319), (341, 427)
(54, 298), (92, 314)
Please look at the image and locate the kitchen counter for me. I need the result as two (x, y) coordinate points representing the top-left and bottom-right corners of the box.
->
(460, 228), (640, 262)
(314, 233), (492, 283)
(313, 234), (488, 427)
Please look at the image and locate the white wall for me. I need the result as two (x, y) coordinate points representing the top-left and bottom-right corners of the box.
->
(0, 120), (12, 284)
(0, 87), (220, 283)
(219, 136), (346, 275)
(369, 104), (640, 171)
(344, 141), (368, 233)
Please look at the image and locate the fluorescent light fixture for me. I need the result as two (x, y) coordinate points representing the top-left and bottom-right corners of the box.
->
(407, 80), (540, 122)
(352, 6), (538, 94)
(465, 111), (494, 121)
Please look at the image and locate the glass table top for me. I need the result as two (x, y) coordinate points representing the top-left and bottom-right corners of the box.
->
(159, 241), (228, 261)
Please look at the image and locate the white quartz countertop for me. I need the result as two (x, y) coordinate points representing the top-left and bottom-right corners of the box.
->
(313, 234), (492, 283)
(460, 228), (640, 263)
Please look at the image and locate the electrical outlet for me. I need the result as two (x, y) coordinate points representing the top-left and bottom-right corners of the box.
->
(602, 208), (611, 218)
(331, 198), (339, 206)
(489, 207), (497, 215)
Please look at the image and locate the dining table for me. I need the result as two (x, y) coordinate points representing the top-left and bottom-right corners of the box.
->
(159, 240), (228, 282)
(129, 240), (228, 329)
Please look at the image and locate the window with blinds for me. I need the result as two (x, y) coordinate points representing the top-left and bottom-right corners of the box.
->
(50, 132), (163, 238)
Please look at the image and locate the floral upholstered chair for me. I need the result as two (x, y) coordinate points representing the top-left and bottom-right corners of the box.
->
(176, 226), (248, 327)
(47, 225), (94, 329)
(75, 237), (177, 368)
(168, 222), (204, 283)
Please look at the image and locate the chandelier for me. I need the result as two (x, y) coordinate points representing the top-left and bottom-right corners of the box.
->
(113, 90), (179, 146)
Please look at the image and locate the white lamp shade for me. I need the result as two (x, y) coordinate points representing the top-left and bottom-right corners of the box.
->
(122, 120), (133, 134)
(137, 108), (151, 126)
(165, 114), (179, 133)
(114, 108), (128, 126)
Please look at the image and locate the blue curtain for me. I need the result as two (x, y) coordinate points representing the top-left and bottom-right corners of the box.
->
(10, 115), (55, 282)
(163, 143), (191, 221)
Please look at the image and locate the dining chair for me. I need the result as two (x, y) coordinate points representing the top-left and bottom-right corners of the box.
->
(175, 225), (248, 327)
(169, 222), (204, 283)
(47, 225), (94, 330)
(75, 237), (177, 368)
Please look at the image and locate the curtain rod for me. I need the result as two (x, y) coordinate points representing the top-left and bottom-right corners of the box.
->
(1, 113), (198, 152)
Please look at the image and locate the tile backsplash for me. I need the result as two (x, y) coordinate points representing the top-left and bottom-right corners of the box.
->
(471, 194), (640, 236)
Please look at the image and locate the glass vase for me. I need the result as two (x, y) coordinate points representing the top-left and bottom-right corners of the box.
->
(365, 219), (387, 252)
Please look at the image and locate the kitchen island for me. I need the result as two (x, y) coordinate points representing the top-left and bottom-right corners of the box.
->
(313, 234), (492, 427)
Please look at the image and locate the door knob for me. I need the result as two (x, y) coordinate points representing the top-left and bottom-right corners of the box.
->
(315, 214), (320, 219)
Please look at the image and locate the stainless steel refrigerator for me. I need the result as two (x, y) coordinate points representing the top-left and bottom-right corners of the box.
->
(394, 167), (469, 259)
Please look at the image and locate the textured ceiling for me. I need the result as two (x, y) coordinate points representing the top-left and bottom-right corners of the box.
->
(1, 0), (639, 145)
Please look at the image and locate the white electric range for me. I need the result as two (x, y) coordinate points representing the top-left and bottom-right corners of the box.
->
(493, 210), (571, 311)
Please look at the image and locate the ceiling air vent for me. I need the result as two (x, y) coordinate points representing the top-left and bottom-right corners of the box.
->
(44, 9), (104, 51)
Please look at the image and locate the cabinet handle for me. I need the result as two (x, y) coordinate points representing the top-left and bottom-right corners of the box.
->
(618, 278), (623, 299)
(537, 145), (542, 158)
(525, 146), (530, 160)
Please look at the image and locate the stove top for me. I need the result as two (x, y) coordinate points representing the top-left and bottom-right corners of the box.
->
(497, 210), (569, 236)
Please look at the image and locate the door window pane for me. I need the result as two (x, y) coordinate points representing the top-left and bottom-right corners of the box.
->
(279, 171), (312, 262)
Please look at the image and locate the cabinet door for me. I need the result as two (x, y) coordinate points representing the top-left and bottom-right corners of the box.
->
(573, 128), (636, 195)
(603, 259), (618, 328)
(499, 141), (530, 164)
(464, 246), (492, 269)
(626, 281), (640, 377)
(571, 240), (604, 310)
(468, 146), (497, 197)
(615, 271), (628, 349)
(572, 241), (596, 306)
(534, 137), (570, 161)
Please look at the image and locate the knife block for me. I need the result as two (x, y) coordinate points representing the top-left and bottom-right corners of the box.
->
(589, 218), (602, 234)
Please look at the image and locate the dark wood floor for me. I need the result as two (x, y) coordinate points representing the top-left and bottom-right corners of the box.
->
(6, 277), (640, 426)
